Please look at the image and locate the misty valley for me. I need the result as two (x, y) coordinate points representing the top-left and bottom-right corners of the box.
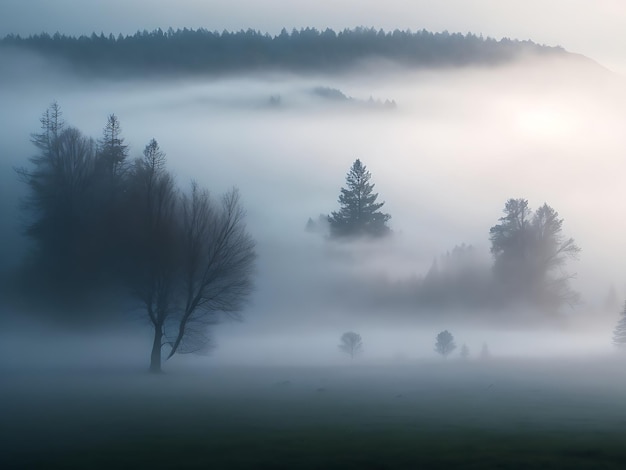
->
(2, 27), (626, 469)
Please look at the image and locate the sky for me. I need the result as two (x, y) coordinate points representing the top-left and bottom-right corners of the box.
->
(1, 0), (626, 74)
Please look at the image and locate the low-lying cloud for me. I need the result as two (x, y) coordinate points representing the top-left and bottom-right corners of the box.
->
(1, 50), (625, 367)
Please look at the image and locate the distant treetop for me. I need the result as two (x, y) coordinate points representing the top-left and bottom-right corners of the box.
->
(613, 301), (626, 348)
(0, 27), (566, 77)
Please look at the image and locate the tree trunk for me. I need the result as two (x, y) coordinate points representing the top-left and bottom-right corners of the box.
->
(149, 324), (163, 373)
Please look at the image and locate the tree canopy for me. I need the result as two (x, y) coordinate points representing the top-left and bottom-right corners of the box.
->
(339, 331), (363, 360)
(434, 330), (456, 358)
(489, 198), (580, 311)
(15, 103), (256, 372)
(0, 27), (566, 78)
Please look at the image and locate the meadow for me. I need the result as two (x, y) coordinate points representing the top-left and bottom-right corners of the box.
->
(3, 357), (626, 469)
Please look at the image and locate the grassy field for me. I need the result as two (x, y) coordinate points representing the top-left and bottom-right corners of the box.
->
(2, 358), (626, 469)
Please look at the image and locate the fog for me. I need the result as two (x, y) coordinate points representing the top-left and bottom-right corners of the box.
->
(1, 48), (625, 371)
(3, 45), (626, 467)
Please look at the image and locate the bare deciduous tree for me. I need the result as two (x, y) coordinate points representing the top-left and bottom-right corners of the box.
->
(126, 143), (256, 373)
(164, 184), (256, 360)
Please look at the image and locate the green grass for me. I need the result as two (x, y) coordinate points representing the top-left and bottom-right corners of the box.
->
(15, 428), (626, 469)
(3, 361), (626, 469)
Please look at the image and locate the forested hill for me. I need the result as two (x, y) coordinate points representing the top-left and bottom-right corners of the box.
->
(0, 27), (567, 77)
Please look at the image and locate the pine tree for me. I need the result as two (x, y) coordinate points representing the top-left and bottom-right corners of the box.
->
(328, 159), (390, 238)
(97, 114), (128, 178)
(612, 301), (626, 348)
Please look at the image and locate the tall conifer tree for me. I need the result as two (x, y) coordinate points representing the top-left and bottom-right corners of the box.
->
(328, 159), (390, 238)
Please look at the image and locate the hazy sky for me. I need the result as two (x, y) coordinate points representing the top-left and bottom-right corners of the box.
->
(1, 0), (626, 73)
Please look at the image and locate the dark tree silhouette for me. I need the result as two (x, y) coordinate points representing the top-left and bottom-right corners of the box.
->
(339, 331), (363, 359)
(489, 198), (580, 311)
(164, 185), (256, 362)
(17, 105), (130, 278)
(329, 159), (390, 238)
(0, 27), (566, 78)
(125, 139), (180, 372)
(434, 330), (456, 358)
(613, 301), (626, 348)
(97, 114), (128, 180)
(125, 144), (256, 373)
(15, 104), (256, 372)
(14, 103), (102, 309)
